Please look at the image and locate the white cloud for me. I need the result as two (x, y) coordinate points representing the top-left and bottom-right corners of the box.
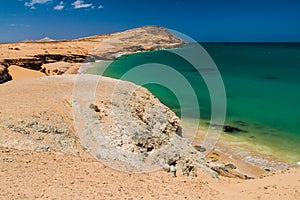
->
(24, 0), (51, 7)
(72, 0), (92, 9)
(9, 24), (30, 27)
(98, 5), (104, 9)
(54, 1), (65, 11)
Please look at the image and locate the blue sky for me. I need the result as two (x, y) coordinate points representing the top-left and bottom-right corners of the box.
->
(0, 0), (300, 42)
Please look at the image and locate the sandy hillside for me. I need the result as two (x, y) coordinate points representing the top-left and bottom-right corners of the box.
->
(0, 75), (299, 199)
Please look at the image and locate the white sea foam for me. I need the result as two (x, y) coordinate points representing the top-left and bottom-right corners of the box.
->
(243, 155), (288, 171)
(78, 62), (95, 74)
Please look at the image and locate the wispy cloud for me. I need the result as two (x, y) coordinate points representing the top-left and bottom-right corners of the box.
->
(23, 0), (101, 11)
(9, 24), (30, 28)
(54, 1), (65, 11)
(24, 0), (52, 8)
(72, 0), (92, 9)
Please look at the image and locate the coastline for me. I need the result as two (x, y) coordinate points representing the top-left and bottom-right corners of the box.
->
(0, 59), (278, 179)
(82, 43), (300, 173)
(1, 26), (299, 199)
(6, 54), (299, 177)
(83, 54), (299, 174)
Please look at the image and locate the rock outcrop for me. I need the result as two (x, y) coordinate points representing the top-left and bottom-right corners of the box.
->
(211, 164), (251, 180)
(1, 54), (87, 72)
(41, 62), (82, 75)
(0, 74), (216, 178)
(0, 64), (12, 84)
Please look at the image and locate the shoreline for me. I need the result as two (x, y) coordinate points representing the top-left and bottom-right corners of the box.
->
(194, 119), (300, 171)
(2, 63), (270, 178)
(6, 64), (299, 178)
(83, 59), (299, 175)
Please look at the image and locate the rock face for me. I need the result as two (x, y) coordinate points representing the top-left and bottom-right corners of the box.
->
(1, 54), (87, 72)
(0, 74), (216, 177)
(0, 64), (12, 84)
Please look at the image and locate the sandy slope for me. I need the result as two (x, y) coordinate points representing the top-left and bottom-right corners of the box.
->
(0, 146), (299, 200)
(8, 65), (45, 80)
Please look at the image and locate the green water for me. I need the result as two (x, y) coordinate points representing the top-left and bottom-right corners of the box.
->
(87, 43), (300, 167)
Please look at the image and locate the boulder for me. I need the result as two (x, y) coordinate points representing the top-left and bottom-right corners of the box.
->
(211, 165), (248, 179)
(223, 125), (247, 133)
(0, 65), (12, 84)
(193, 145), (206, 152)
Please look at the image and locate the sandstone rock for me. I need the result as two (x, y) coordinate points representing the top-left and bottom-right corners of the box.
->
(193, 145), (206, 152)
(176, 147), (218, 179)
(0, 65), (12, 84)
(225, 163), (237, 169)
(2, 57), (43, 70)
(40, 62), (82, 75)
(211, 164), (248, 180)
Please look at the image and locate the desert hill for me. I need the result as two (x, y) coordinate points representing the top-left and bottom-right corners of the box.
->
(0, 26), (185, 83)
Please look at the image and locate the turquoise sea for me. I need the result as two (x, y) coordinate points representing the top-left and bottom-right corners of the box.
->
(86, 43), (300, 169)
